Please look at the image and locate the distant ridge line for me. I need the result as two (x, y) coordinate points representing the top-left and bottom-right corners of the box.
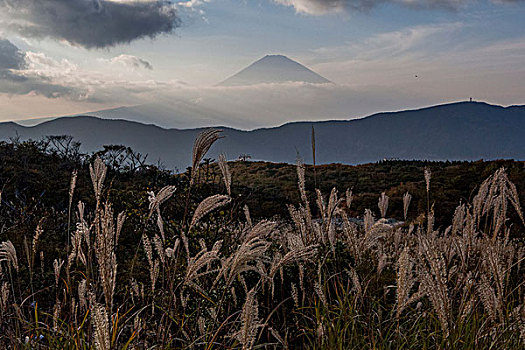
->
(3, 101), (525, 171)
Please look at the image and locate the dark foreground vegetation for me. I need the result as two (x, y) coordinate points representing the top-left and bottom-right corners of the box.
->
(0, 134), (524, 349)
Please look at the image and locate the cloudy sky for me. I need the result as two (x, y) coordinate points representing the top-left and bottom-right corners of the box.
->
(0, 0), (524, 128)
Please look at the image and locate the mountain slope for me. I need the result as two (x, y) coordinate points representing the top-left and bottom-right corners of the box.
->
(1, 101), (525, 170)
(219, 55), (332, 86)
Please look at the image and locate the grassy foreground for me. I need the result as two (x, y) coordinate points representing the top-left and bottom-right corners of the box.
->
(1, 130), (525, 349)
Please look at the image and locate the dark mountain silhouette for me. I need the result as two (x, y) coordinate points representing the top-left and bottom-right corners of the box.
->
(218, 55), (332, 86)
(1, 101), (525, 170)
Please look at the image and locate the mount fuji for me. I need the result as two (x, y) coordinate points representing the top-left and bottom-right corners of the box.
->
(218, 55), (332, 86)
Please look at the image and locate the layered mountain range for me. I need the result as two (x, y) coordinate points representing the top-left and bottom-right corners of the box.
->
(2, 101), (524, 170)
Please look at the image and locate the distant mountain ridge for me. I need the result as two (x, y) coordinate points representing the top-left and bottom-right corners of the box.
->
(1, 101), (525, 170)
(219, 55), (332, 86)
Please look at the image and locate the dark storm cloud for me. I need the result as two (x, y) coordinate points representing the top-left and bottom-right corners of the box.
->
(0, 39), (27, 70)
(0, 38), (80, 98)
(0, 0), (180, 49)
(0, 72), (77, 98)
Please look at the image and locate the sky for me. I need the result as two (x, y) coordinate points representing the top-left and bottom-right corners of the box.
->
(0, 0), (524, 129)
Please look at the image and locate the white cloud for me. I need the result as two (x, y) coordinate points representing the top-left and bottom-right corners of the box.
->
(101, 54), (153, 70)
(272, 0), (521, 14)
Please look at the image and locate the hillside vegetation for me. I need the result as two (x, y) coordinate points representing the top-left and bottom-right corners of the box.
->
(0, 133), (524, 349)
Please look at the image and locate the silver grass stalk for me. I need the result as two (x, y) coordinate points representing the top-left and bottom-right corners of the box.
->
(346, 188), (353, 210)
(315, 188), (326, 219)
(198, 317), (206, 336)
(364, 209), (375, 233)
(473, 168), (524, 237)
(296, 158), (308, 207)
(1, 282), (9, 316)
(150, 260), (160, 303)
(189, 194), (231, 230)
(296, 159), (313, 230)
(40, 251), (44, 273)
(191, 129), (223, 185)
(424, 167), (431, 193)
(90, 157), (107, 204)
(53, 259), (64, 287)
(269, 245), (317, 279)
(90, 294), (110, 350)
(78, 279), (87, 311)
(427, 205), (435, 235)
(156, 214), (166, 242)
(0, 240), (19, 272)
(184, 241), (221, 285)
(70, 219), (88, 267)
(153, 234), (165, 265)
(424, 167), (431, 215)
(243, 205), (253, 228)
(378, 192), (389, 218)
(314, 281), (327, 306)
(32, 220), (44, 256)
(377, 251), (388, 275)
(325, 188), (342, 246)
(291, 283), (299, 307)
(142, 234), (153, 267)
(147, 185), (176, 219)
(269, 327), (288, 349)
(218, 154), (232, 196)
(348, 267), (363, 300)
(403, 192), (412, 221)
(241, 220), (277, 242)
(95, 204), (124, 311)
(396, 246), (415, 317)
(69, 169), (78, 209)
(235, 288), (263, 350)
(217, 237), (271, 288)
(53, 302), (61, 332)
(451, 203), (465, 235)
(417, 235), (451, 336)
(477, 273), (499, 322)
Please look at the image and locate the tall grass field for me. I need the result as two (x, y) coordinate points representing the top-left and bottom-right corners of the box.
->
(1, 130), (524, 349)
